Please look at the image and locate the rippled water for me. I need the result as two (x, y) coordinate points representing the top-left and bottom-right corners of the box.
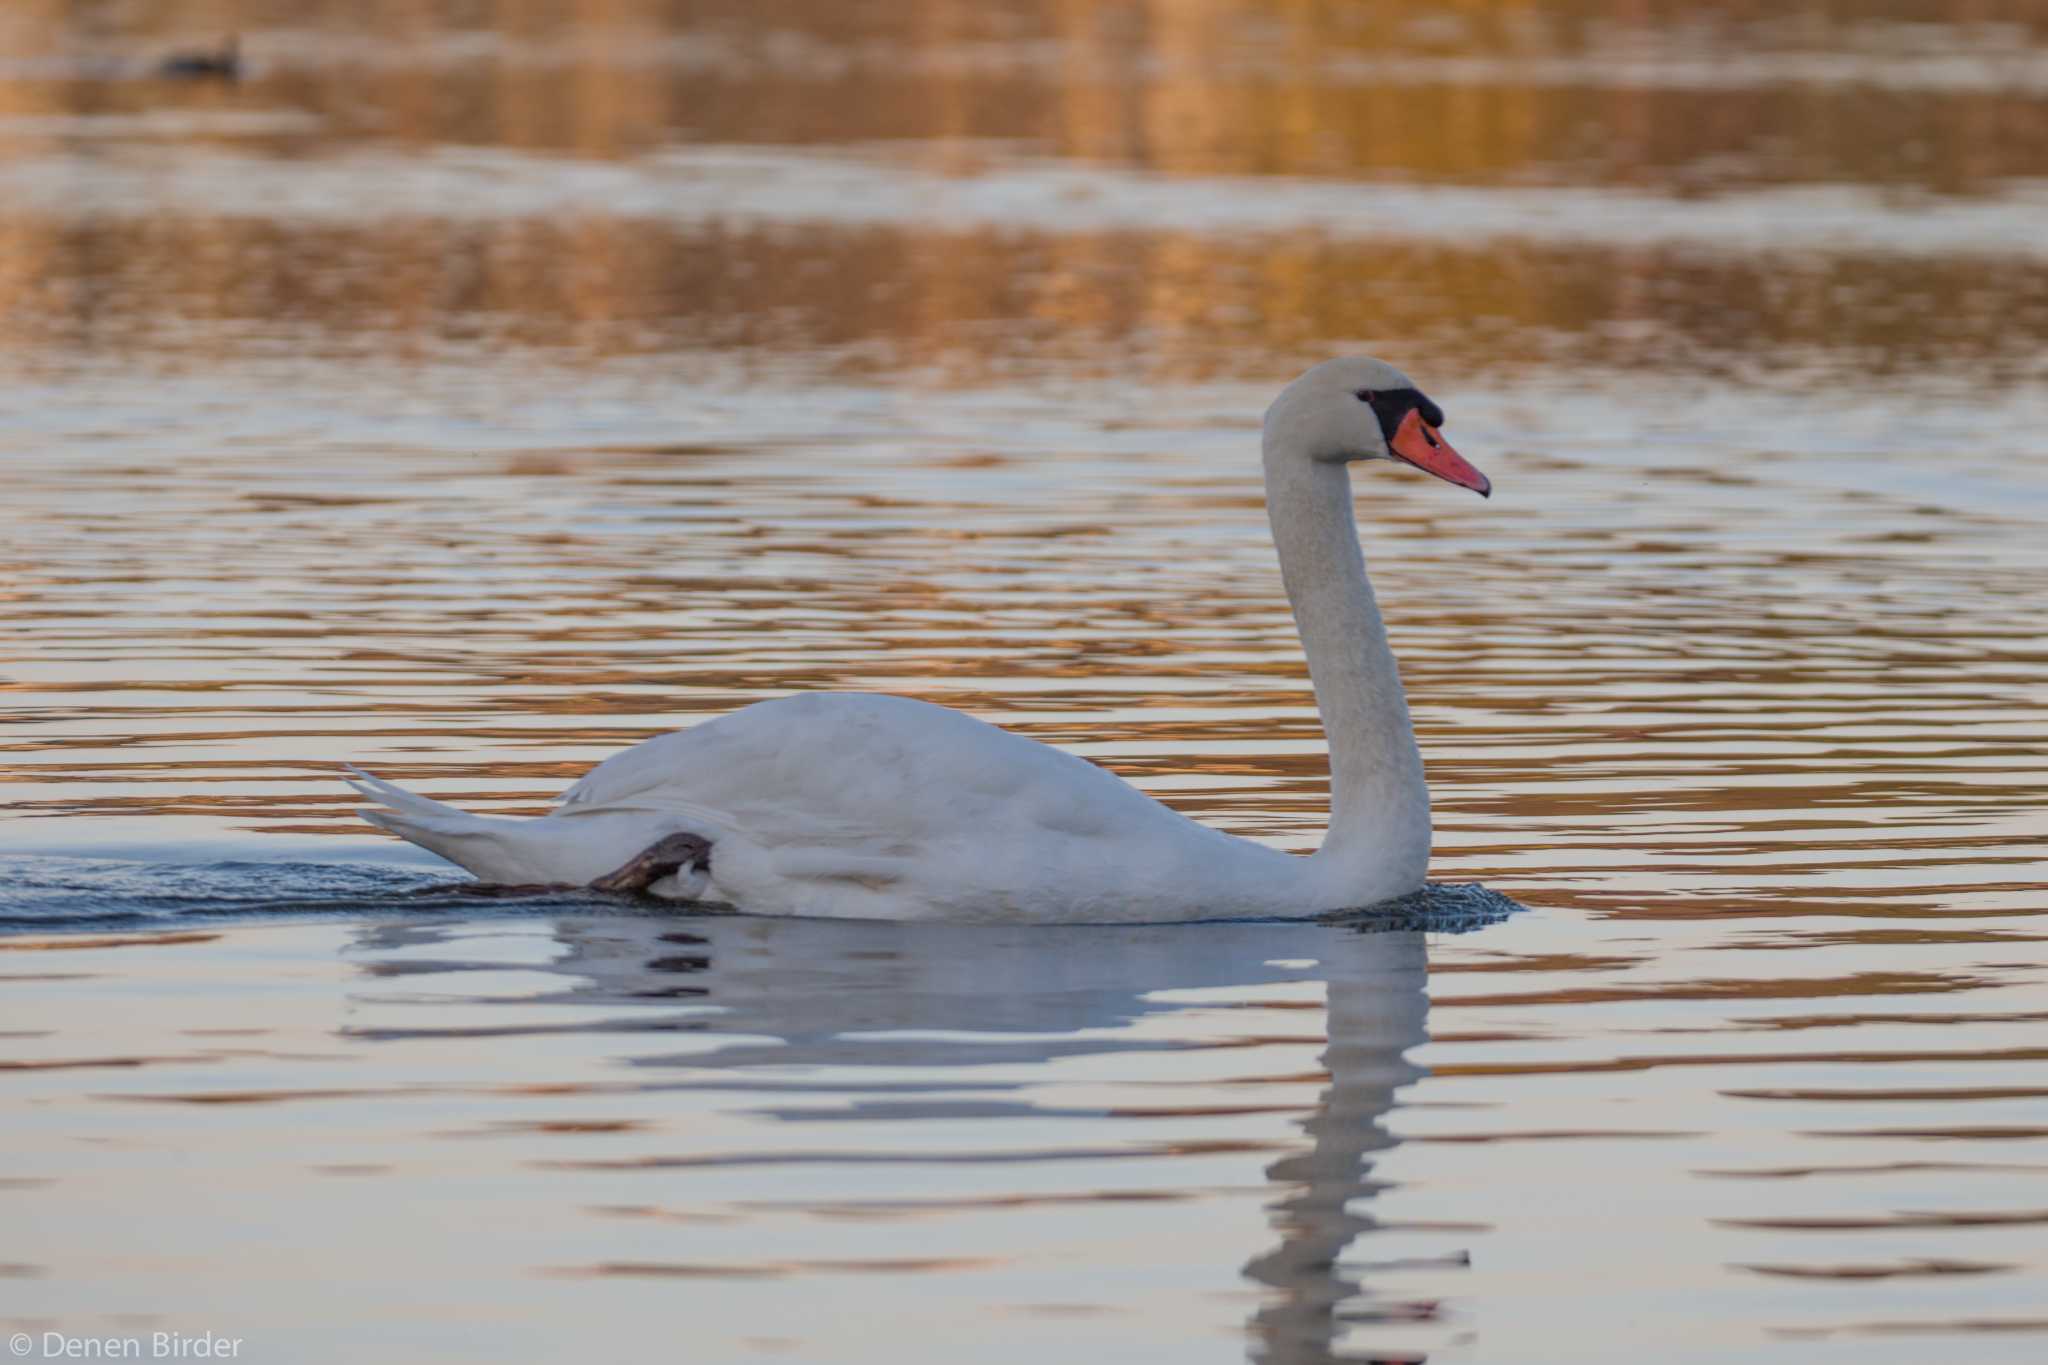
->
(4, 1), (2047, 1360)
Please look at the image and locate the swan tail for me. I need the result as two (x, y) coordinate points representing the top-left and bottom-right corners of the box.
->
(345, 765), (518, 874)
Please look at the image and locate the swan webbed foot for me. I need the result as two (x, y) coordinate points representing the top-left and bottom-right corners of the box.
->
(589, 832), (714, 896)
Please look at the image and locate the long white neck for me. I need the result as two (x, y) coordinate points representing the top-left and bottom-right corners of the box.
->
(1261, 440), (1431, 904)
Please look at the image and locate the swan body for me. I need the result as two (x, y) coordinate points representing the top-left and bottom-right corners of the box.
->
(350, 358), (1490, 922)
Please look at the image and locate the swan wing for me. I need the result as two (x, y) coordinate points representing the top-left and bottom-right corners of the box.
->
(560, 693), (1162, 832)
(355, 692), (1292, 919)
(551, 693), (1252, 918)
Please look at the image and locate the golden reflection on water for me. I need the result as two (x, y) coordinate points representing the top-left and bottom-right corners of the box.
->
(7, 219), (2048, 383)
(5, 0), (2048, 192)
(4, 1), (2048, 381)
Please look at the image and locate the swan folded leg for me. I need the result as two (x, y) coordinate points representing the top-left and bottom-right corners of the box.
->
(590, 831), (714, 897)
(425, 831), (716, 901)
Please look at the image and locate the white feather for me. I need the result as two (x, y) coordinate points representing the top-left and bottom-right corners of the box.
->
(346, 358), (1468, 921)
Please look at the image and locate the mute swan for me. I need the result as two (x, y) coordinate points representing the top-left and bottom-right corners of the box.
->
(348, 357), (1490, 922)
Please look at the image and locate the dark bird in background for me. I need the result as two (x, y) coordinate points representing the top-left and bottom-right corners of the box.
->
(158, 35), (239, 81)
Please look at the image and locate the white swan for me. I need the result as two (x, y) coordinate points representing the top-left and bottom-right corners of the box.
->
(348, 357), (1490, 922)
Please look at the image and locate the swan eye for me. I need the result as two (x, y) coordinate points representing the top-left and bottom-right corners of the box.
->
(1353, 389), (1375, 403)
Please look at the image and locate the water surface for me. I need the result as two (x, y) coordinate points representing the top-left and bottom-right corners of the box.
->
(2, 2), (2046, 1361)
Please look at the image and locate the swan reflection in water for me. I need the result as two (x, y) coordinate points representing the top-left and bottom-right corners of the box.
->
(349, 911), (1442, 1362)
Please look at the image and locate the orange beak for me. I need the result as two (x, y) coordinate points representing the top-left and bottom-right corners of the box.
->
(1389, 408), (1490, 497)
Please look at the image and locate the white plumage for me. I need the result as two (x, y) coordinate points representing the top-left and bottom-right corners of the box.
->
(349, 358), (1488, 922)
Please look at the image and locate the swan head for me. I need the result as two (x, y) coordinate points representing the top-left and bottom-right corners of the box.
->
(1264, 357), (1490, 497)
